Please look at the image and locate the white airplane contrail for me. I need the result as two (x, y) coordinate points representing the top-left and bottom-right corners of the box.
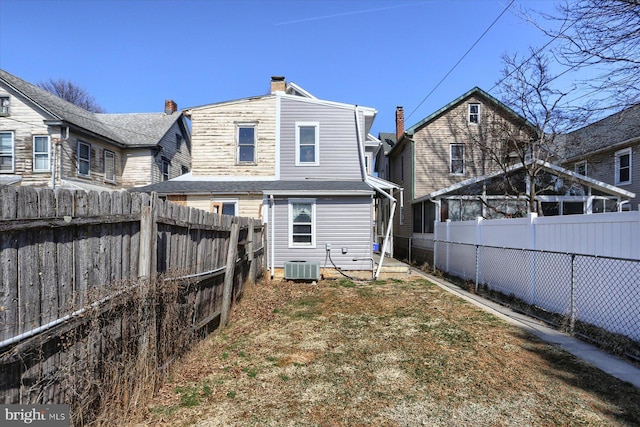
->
(275, 3), (418, 26)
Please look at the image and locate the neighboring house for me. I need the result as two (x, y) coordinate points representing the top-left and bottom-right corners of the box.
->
(0, 69), (190, 191)
(137, 77), (399, 279)
(562, 104), (640, 210)
(386, 87), (534, 258)
(384, 87), (633, 261)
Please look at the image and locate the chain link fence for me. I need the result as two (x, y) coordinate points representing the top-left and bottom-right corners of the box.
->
(434, 240), (640, 363)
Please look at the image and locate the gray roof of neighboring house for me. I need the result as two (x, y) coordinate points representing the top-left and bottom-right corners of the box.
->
(133, 180), (374, 195)
(0, 68), (185, 148)
(0, 69), (122, 143)
(96, 113), (185, 147)
(377, 132), (396, 155)
(564, 104), (640, 160)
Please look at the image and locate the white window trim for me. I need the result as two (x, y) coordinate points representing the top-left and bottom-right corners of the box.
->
(211, 198), (239, 216)
(32, 135), (51, 172)
(468, 103), (480, 124)
(236, 123), (257, 164)
(77, 141), (91, 177)
(104, 149), (116, 182)
(288, 198), (316, 248)
(574, 160), (587, 176)
(0, 131), (15, 173)
(615, 148), (632, 185)
(450, 143), (465, 175)
(295, 122), (320, 166)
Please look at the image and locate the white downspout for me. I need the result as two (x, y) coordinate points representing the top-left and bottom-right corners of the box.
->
(354, 106), (366, 180)
(270, 194), (275, 279)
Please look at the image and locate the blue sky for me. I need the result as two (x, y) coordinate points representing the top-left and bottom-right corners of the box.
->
(0, 0), (561, 135)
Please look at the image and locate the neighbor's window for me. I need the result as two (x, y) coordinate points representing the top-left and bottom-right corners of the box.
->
(33, 135), (50, 172)
(161, 159), (170, 181)
(0, 131), (14, 172)
(0, 96), (10, 115)
(289, 199), (315, 247)
(104, 149), (116, 182)
(296, 122), (319, 165)
(450, 143), (465, 174)
(237, 124), (256, 163)
(575, 160), (587, 176)
(615, 148), (631, 185)
(211, 200), (238, 216)
(77, 141), (91, 176)
(468, 103), (480, 124)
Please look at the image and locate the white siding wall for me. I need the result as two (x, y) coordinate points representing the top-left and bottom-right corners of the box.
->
(270, 196), (373, 271)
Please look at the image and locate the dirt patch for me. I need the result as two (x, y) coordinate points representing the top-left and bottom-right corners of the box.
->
(127, 278), (640, 426)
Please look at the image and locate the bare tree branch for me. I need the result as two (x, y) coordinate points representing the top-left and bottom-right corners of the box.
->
(37, 78), (106, 113)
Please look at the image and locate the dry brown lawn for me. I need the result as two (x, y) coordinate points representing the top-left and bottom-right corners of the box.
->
(129, 277), (640, 426)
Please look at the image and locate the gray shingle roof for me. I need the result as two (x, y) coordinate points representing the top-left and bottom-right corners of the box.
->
(564, 104), (640, 159)
(133, 180), (373, 195)
(0, 69), (184, 147)
(96, 113), (182, 147)
(0, 69), (122, 143)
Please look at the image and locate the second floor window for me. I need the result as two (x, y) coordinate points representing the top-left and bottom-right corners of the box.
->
(237, 125), (256, 163)
(0, 131), (14, 173)
(104, 150), (116, 182)
(33, 136), (50, 172)
(78, 141), (91, 177)
(296, 122), (319, 165)
(575, 161), (587, 176)
(0, 96), (10, 116)
(469, 103), (480, 124)
(162, 159), (170, 181)
(450, 144), (465, 175)
(615, 148), (631, 185)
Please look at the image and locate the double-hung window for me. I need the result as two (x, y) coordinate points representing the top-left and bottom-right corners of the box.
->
(77, 141), (91, 177)
(161, 159), (170, 181)
(237, 124), (256, 163)
(468, 103), (480, 124)
(0, 131), (14, 173)
(575, 160), (587, 176)
(104, 150), (116, 182)
(289, 199), (315, 247)
(615, 148), (631, 185)
(0, 96), (10, 116)
(295, 122), (319, 165)
(450, 143), (465, 175)
(33, 136), (50, 172)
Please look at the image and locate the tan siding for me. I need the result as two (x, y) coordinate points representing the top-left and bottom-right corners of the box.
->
(190, 97), (276, 177)
(185, 194), (264, 219)
(60, 133), (124, 188)
(121, 148), (153, 189)
(0, 87), (58, 187)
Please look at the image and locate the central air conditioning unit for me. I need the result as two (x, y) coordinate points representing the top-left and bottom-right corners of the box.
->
(284, 260), (320, 281)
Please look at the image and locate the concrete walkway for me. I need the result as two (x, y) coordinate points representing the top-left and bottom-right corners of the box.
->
(409, 266), (640, 389)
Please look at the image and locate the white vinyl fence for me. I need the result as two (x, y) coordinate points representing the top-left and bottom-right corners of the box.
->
(434, 212), (640, 342)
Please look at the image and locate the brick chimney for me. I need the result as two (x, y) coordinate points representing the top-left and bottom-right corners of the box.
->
(270, 76), (286, 94)
(165, 99), (177, 114)
(395, 106), (404, 141)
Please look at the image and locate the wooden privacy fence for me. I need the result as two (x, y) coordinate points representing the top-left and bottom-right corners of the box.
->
(0, 186), (264, 424)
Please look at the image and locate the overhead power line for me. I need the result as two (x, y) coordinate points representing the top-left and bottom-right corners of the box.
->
(406, 0), (515, 121)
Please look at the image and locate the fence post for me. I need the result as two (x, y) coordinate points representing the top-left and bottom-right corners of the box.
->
(247, 218), (255, 285)
(569, 253), (576, 334)
(137, 194), (158, 375)
(221, 218), (240, 326)
(475, 217), (483, 292)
